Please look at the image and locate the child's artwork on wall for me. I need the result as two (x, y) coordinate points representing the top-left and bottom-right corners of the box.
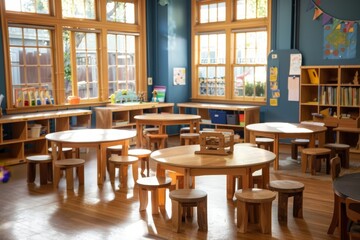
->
(173, 67), (186, 85)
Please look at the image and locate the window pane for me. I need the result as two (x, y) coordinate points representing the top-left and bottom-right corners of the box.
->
(5, 0), (49, 14)
(63, 30), (73, 98)
(247, 0), (257, 19)
(209, 4), (217, 23)
(199, 67), (207, 95)
(218, 2), (226, 22)
(62, 0), (95, 19)
(255, 66), (266, 97)
(236, 0), (267, 20)
(107, 1), (135, 24)
(237, 0), (245, 20)
(200, 5), (208, 23)
(24, 29), (37, 46)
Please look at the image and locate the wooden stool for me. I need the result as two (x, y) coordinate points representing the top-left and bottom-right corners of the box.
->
(26, 155), (53, 185)
(136, 176), (172, 214)
(108, 155), (139, 187)
(54, 158), (85, 190)
(180, 126), (197, 134)
(169, 189), (208, 232)
(147, 133), (168, 150)
(143, 127), (159, 148)
(234, 143), (258, 148)
(48, 147), (75, 159)
(269, 180), (305, 222)
(180, 133), (200, 145)
(235, 188), (276, 234)
(301, 148), (331, 175)
(255, 138), (274, 152)
(324, 143), (350, 169)
(106, 144), (124, 171)
(128, 148), (152, 177)
(291, 139), (309, 160)
(237, 169), (263, 190)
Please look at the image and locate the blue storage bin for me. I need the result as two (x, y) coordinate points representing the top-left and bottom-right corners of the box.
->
(210, 110), (227, 124)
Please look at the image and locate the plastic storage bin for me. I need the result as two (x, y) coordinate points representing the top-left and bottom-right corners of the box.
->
(226, 114), (239, 125)
(28, 124), (42, 138)
(210, 110), (227, 124)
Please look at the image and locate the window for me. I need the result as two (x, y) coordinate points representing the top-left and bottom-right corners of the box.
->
(5, 0), (49, 14)
(107, 33), (136, 96)
(192, 0), (270, 103)
(8, 26), (54, 107)
(106, 0), (135, 23)
(1, 0), (146, 112)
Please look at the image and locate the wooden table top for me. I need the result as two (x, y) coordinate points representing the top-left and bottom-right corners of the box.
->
(134, 113), (201, 121)
(46, 129), (136, 144)
(150, 144), (275, 169)
(246, 122), (327, 134)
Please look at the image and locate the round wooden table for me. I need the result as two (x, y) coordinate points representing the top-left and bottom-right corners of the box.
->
(332, 173), (360, 240)
(46, 129), (136, 185)
(134, 113), (201, 147)
(246, 122), (327, 170)
(150, 144), (276, 204)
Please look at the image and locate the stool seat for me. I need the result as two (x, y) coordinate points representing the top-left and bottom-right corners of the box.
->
(235, 188), (276, 234)
(301, 148), (331, 175)
(108, 155), (139, 186)
(26, 155), (53, 185)
(291, 139), (309, 160)
(128, 148), (152, 177)
(255, 137), (274, 151)
(48, 147), (73, 153)
(137, 176), (172, 214)
(169, 189), (208, 232)
(180, 133), (200, 145)
(269, 180), (305, 222)
(180, 126), (197, 134)
(107, 145), (123, 151)
(235, 143), (257, 148)
(54, 158), (85, 190)
(324, 143), (350, 169)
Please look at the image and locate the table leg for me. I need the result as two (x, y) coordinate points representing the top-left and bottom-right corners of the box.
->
(156, 164), (166, 207)
(226, 175), (235, 200)
(262, 165), (270, 189)
(51, 142), (59, 188)
(136, 122), (142, 148)
(97, 145), (103, 185)
(273, 135), (280, 170)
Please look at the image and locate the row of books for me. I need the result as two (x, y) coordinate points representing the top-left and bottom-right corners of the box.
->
(320, 86), (337, 105)
(340, 87), (360, 106)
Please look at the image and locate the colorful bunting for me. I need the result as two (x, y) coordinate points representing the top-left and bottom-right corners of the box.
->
(313, 7), (323, 20)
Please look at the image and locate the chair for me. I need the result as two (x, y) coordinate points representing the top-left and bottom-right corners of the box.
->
(169, 189), (208, 232)
(269, 180), (305, 222)
(26, 155), (53, 185)
(54, 158), (85, 190)
(345, 197), (360, 240)
(327, 156), (344, 234)
(235, 188), (276, 234)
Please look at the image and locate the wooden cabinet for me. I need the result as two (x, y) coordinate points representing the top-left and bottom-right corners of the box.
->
(300, 65), (360, 128)
(0, 109), (92, 166)
(95, 102), (174, 129)
(177, 102), (260, 141)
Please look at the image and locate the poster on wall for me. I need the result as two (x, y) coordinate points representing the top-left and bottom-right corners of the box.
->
(323, 22), (357, 59)
(173, 67), (186, 85)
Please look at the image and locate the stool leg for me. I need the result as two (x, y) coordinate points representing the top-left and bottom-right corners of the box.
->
(54, 167), (61, 188)
(237, 201), (248, 233)
(146, 158), (150, 177)
(278, 193), (289, 222)
(120, 165), (128, 188)
(132, 161), (139, 183)
(171, 200), (182, 233)
(310, 156), (316, 175)
(325, 155), (331, 174)
(138, 187), (148, 212)
(301, 153), (307, 173)
(259, 202), (272, 234)
(65, 167), (74, 190)
(27, 162), (36, 183)
(78, 165), (84, 186)
(291, 144), (298, 160)
(293, 192), (303, 218)
(47, 162), (53, 182)
(344, 149), (350, 169)
(109, 162), (115, 184)
(197, 198), (208, 231)
(39, 163), (49, 185)
(140, 159), (145, 175)
(151, 189), (159, 215)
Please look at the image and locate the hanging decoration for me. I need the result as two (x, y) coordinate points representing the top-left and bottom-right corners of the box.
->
(308, 0), (359, 59)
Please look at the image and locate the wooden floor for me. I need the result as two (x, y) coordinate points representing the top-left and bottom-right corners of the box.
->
(1, 137), (356, 240)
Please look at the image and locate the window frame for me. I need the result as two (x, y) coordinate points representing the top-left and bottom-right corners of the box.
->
(0, 0), (147, 113)
(191, 0), (271, 104)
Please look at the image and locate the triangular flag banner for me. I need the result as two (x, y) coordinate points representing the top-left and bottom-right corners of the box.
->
(313, 7), (323, 20)
(345, 22), (355, 32)
(331, 19), (341, 31)
(322, 13), (332, 25)
(306, 0), (315, 12)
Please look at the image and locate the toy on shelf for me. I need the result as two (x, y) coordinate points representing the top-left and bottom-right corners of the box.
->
(195, 129), (234, 155)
